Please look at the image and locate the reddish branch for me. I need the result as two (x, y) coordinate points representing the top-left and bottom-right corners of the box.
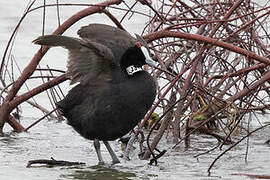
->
(139, 0), (270, 168)
(0, 0), (123, 132)
(231, 174), (270, 179)
(9, 74), (67, 110)
(144, 31), (270, 65)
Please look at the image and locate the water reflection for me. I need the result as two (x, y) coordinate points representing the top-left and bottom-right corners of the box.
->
(61, 165), (137, 180)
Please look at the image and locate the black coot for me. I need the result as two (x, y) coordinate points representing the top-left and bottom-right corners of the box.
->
(33, 23), (156, 164)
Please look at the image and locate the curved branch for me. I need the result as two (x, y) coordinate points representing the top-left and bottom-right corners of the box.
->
(143, 30), (270, 65)
(9, 74), (68, 110)
(0, 0), (123, 131)
(5, 0), (123, 103)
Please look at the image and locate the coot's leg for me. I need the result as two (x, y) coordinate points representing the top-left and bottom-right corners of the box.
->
(93, 139), (104, 164)
(103, 141), (120, 164)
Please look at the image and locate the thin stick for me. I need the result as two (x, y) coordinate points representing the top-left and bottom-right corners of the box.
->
(27, 157), (85, 167)
(24, 108), (58, 131)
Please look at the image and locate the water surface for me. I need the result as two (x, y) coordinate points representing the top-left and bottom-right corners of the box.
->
(1, 1), (270, 179)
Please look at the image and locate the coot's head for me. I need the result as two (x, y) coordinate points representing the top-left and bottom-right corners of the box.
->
(120, 43), (156, 76)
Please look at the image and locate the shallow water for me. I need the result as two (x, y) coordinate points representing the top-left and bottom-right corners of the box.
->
(1, 116), (270, 180)
(1, 1), (270, 179)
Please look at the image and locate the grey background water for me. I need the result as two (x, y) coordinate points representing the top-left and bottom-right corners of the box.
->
(1, 1), (270, 179)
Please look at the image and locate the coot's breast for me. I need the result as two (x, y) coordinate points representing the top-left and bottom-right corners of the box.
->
(80, 71), (156, 141)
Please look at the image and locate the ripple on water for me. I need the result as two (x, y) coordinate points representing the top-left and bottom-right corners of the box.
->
(1, 117), (270, 180)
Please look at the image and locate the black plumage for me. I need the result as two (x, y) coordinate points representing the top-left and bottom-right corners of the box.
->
(33, 23), (156, 164)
